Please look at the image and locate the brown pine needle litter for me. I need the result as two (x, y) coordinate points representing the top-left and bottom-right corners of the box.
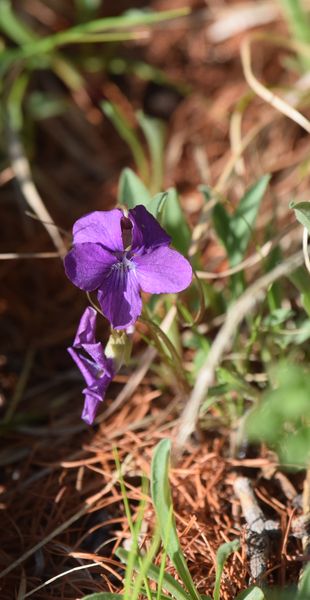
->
(0, 397), (305, 598)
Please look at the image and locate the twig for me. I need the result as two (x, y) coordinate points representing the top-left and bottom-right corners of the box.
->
(234, 477), (279, 582)
(8, 131), (67, 258)
(175, 251), (304, 451)
(207, 1), (279, 43)
(241, 34), (310, 134)
(0, 252), (60, 259)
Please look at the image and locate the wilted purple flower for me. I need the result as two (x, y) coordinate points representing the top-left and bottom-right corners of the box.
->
(64, 205), (192, 330)
(68, 306), (114, 424)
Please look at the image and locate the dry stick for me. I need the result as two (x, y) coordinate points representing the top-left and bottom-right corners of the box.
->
(0, 454), (132, 580)
(175, 250), (304, 451)
(241, 35), (310, 134)
(0, 251), (60, 259)
(229, 108), (246, 176)
(8, 132), (67, 258)
(234, 477), (279, 583)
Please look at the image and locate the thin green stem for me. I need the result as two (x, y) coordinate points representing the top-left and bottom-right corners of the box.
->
(140, 311), (190, 392)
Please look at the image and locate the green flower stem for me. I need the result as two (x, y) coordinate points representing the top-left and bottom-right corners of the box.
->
(140, 311), (190, 393)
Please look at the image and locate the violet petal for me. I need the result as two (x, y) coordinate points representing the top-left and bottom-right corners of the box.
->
(72, 306), (97, 345)
(81, 392), (102, 425)
(72, 209), (123, 251)
(68, 307), (115, 424)
(134, 246), (192, 293)
(129, 205), (171, 251)
(97, 265), (142, 330)
(64, 243), (117, 292)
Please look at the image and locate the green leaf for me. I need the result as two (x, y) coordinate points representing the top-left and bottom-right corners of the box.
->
(290, 266), (310, 317)
(137, 111), (166, 194)
(102, 102), (149, 180)
(290, 201), (310, 234)
(151, 439), (201, 600)
(297, 563), (310, 599)
(81, 594), (124, 600)
(0, 0), (36, 45)
(161, 188), (191, 255)
(117, 547), (193, 600)
(149, 192), (169, 218)
(213, 539), (240, 600)
(235, 586), (265, 600)
(118, 168), (152, 208)
(246, 362), (310, 468)
(213, 175), (270, 267)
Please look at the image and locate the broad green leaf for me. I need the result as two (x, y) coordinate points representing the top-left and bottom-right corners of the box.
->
(118, 167), (152, 208)
(290, 201), (310, 234)
(81, 594), (124, 600)
(213, 175), (270, 266)
(213, 539), (240, 600)
(235, 586), (265, 599)
(161, 188), (191, 255)
(246, 362), (310, 468)
(117, 547), (192, 600)
(151, 439), (201, 600)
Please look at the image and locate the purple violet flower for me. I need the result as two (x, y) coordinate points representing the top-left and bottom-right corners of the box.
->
(68, 306), (114, 425)
(64, 205), (192, 330)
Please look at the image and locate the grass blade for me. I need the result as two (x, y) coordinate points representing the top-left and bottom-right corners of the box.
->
(117, 547), (192, 600)
(151, 439), (201, 600)
(213, 540), (240, 600)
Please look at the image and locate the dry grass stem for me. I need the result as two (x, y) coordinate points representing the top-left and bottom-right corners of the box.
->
(9, 132), (67, 257)
(241, 35), (310, 134)
(0, 252), (60, 259)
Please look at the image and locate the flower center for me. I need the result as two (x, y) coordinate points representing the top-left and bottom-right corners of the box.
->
(112, 254), (135, 273)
